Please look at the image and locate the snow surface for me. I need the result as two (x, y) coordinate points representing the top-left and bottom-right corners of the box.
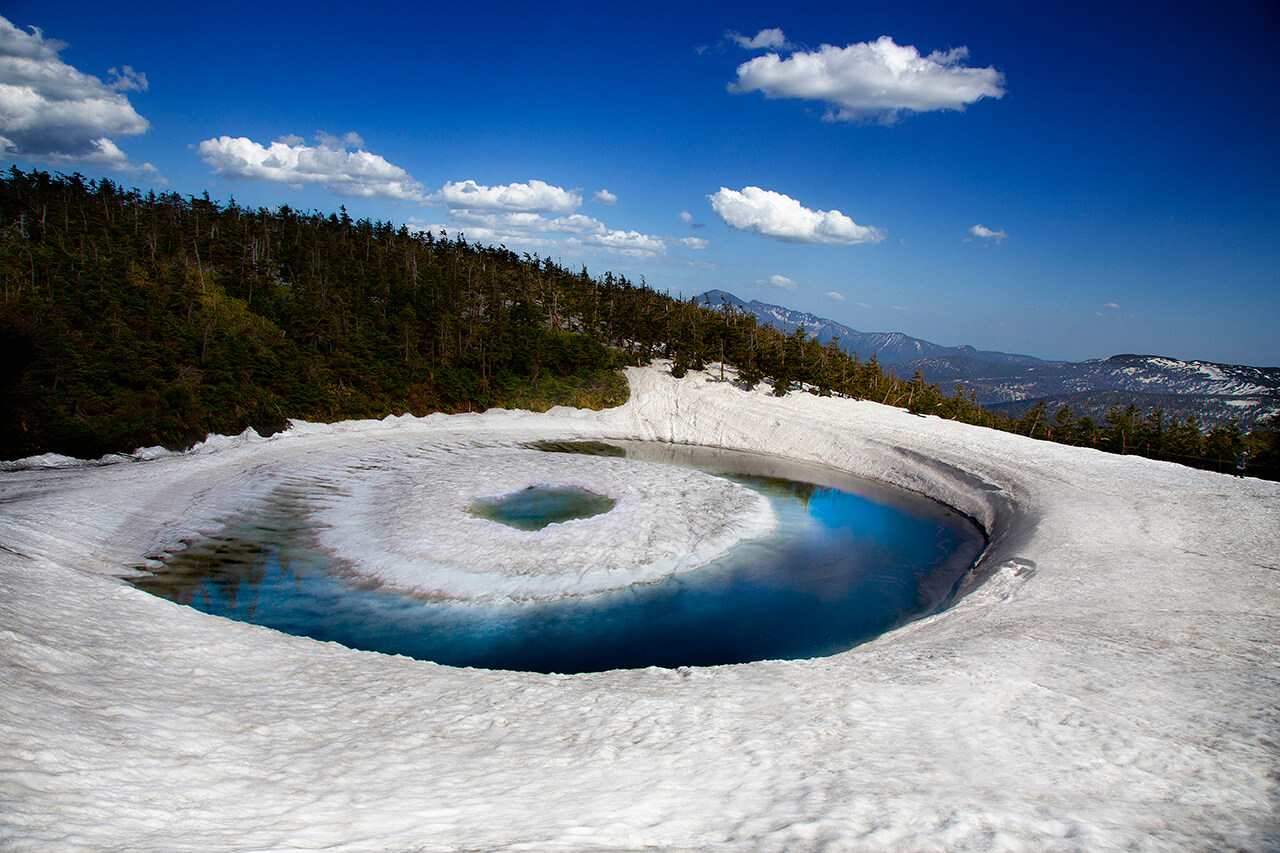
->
(306, 443), (776, 601)
(2, 365), (1278, 852)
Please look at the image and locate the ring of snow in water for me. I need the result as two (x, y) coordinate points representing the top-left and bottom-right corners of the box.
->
(305, 443), (777, 602)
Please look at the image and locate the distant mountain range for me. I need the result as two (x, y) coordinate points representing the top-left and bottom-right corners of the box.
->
(697, 290), (1280, 429)
(698, 290), (1051, 368)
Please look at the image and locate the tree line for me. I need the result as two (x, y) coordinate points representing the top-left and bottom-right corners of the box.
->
(1, 167), (1275, 480)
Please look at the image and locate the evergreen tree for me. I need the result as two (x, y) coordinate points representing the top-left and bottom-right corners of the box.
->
(2, 167), (1273, 481)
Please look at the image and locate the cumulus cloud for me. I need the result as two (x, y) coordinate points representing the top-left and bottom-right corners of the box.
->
(765, 274), (796, 289)
(969, 223), (1008, 244)
(438, 208), (668, 259)
(677, 236), (709, 249)
(729, 34), (1004, 123)
(581, 227), (666, 256)
(708, 186), (885, 245)
(434, 179), (580, 213)
(0, 15), (157, 175)
(823, 290), (846, 301)
(447, 210), (574, 233)
(1104, 302), (1120, 309)
(730, 28), (792, 51)
(197, 134), (426, 201)
(421, 178), (673, 259)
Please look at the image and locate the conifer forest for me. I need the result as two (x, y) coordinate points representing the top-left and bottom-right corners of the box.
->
(1, 169), (1275, 479)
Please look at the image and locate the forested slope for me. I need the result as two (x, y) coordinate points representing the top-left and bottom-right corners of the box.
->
(0, 169), (643, 458)
(2, 168), (1276, 479)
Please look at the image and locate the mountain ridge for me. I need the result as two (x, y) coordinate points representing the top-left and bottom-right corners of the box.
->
(696, 290), (1280, 428)
(697, 290), (1051, 368)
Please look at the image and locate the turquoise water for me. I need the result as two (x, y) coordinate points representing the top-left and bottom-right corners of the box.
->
(133, 442), (985, 673)
(470, 484), (615, 530)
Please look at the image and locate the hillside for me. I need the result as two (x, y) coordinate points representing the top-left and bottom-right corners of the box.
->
(0, 169), (922, 460)
(698, 290), (1047, 367)
(0, 169), (656, 458)
(1, 169), (1276, 480)
(701, 290), (1280, 431)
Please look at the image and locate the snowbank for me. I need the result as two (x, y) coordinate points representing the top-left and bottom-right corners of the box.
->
(1, 366), (1277, 851)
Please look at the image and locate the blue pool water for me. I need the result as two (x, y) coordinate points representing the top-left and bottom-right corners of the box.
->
(133, 442), (985, 673)
(470, 484), (616, 530)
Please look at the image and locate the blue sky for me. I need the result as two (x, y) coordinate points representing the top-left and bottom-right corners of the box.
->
(3, 0), (1277, 366)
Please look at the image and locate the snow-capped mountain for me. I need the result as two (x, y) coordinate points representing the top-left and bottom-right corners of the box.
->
(909, 353), (1280, 428)
(697, 291), (1280, 428)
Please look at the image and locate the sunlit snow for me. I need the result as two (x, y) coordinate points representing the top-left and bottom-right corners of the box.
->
(306, 443), (775, 601)
(1, 365), (1277, 852)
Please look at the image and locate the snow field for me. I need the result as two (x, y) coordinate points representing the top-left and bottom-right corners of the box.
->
(1, 365), (1277, 851)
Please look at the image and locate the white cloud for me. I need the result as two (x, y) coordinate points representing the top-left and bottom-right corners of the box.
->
(728, 35), (1005, 123)
(677, 236), (709, 249)
(1104, 302), (1121, 309)
(197, 134), (426, 202)
(422, 178), (672, 259)
(708, 186), (885, 245)
(448, 209), (585, 234)
(766, 274), (796, 289)
(730, 28), (792, 51)
(969, 224), (1008, 244)
(577, 228), (665, 257)
(823, 291), (846, 301)
(439, 208), (668, 259)
(434, 179), (580, 214)
(0, 15), (157, 175)
(413, 220), (558, 251)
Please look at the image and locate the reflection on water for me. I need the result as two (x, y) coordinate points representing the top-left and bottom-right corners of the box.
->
(470, 484), (616, 531)
(133, 442), (985, 673)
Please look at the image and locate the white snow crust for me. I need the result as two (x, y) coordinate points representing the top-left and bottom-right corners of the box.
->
(2, 365), (1278, 852)
(306, 443), (776, 601)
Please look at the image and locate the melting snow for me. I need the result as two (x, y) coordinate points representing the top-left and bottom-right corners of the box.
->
(1, 365), (1277, 851)
(307, 443), (776, 602)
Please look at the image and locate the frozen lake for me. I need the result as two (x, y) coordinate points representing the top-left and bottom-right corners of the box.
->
(132, 442), (984, 672)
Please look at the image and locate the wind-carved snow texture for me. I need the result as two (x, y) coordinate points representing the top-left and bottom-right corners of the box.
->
(1, 365), (1278, 852)
(306, 443), (776, 601)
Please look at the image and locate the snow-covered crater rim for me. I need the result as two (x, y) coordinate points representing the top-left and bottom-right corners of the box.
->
(3, 367), (1023, 609)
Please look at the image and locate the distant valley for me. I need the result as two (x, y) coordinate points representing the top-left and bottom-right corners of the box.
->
(697, 290), (1280, 429)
